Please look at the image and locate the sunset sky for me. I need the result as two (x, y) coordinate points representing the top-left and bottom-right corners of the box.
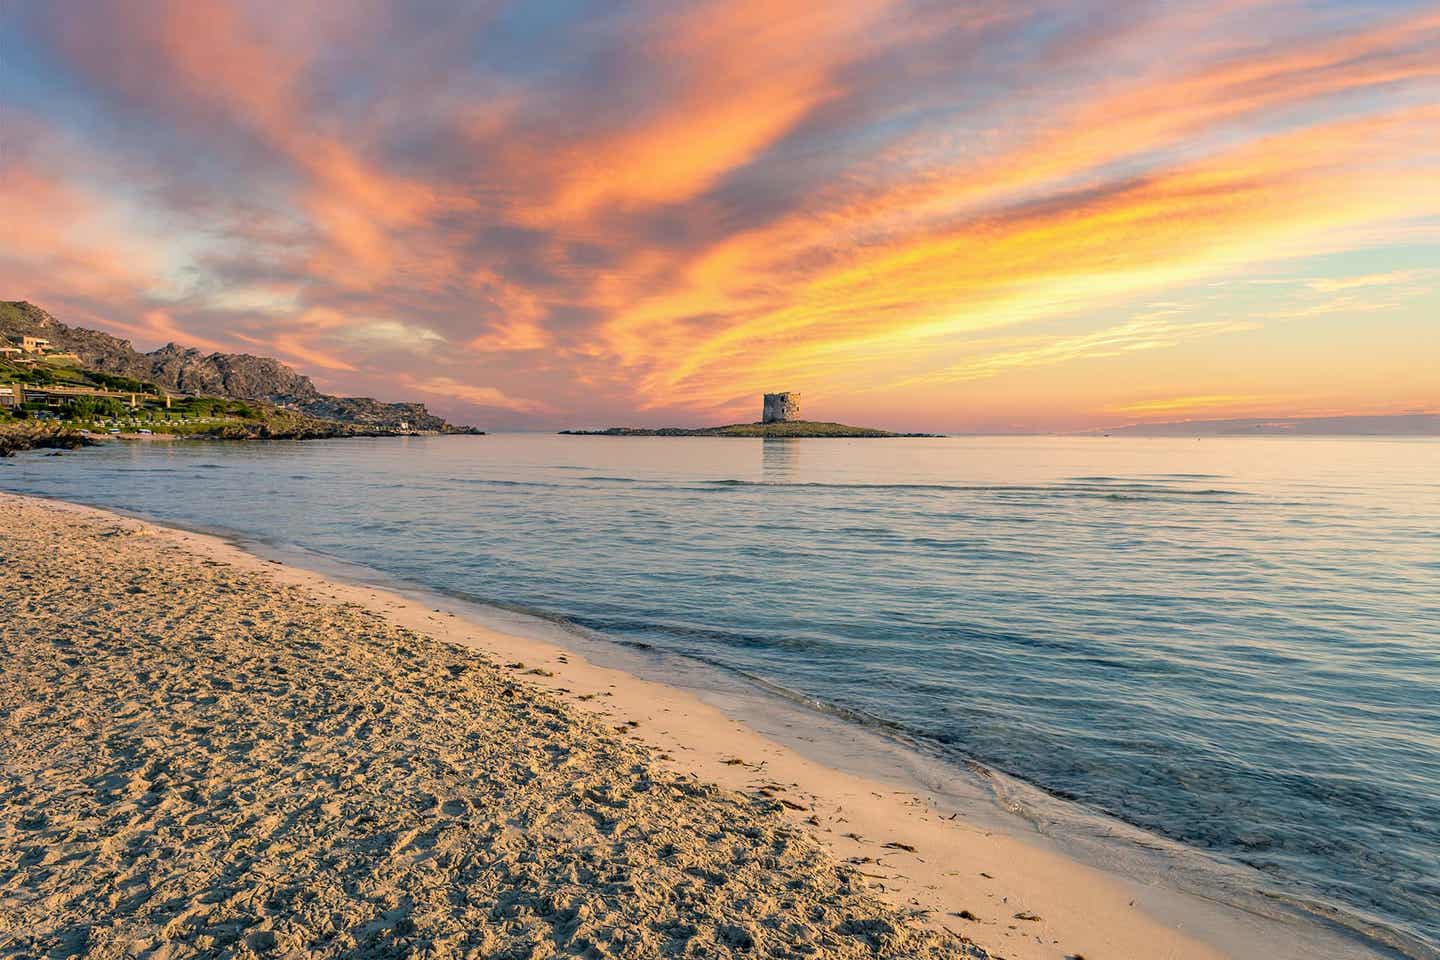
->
(2, 1), (1437, 432)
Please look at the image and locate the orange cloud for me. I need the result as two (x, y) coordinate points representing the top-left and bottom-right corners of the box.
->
(464, 269), (554, 352)
(894, 316), (1261, 388)
(393, 375), (547, 414)
(12, 0), (1440, 429)
(595, 94), (1440, 409)
(1108, 394), (1282, 417)
(267, 335), (359, 372)
(54, 0), (451, 285)
(594, 1), (1440, 352)
(0, 156), (169, 305)
(518, 0), (897, 222)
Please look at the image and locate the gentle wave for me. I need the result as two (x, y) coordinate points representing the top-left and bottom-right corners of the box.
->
(366, 573), (1440, 960)
(4, 434), (1437, 956)
(702, 478), (1249, 495)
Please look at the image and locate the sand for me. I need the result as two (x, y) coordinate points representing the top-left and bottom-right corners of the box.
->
(0, 491), (1293, 959)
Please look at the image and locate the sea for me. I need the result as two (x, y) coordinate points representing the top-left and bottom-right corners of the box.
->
(4, 434), (1436, 956)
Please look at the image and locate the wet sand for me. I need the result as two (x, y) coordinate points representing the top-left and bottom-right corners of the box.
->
(1, 491), (1276, 959)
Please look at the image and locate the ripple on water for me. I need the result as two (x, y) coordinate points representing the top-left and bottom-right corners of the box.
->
(3, 435), (1437, 954)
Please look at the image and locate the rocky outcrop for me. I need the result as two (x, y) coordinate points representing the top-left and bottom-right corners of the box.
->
(1, 301), (469, 432)
(143, 343), (321, 404)
(0, 423), (96, 457)
(1, 301), (145, 376)
(299, 396), (451, 432)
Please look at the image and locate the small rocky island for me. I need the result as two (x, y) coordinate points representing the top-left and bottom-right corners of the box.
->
(561, 392), (939, 438)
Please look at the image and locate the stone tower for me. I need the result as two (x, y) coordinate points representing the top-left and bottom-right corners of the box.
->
(762, 392), (801, 423)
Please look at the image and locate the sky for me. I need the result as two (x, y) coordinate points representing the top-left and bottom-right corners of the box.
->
(2, 0), (1437, 432)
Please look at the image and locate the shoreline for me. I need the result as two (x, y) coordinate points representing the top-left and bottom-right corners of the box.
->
(4, 491), (973, 959)
(0, 424), (485, 458)
(169, 520), (1429, 960)
(1, 491), (1405, 959)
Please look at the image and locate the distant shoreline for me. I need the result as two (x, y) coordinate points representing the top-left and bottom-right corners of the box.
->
(0, 421), (483, 456)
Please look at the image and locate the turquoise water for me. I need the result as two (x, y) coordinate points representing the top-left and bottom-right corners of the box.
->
(4, 435), (1437, 954)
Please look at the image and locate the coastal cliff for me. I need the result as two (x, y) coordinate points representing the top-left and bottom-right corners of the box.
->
(0, 301), (471, 434)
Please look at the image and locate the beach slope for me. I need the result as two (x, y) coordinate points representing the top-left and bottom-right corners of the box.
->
(0, 493), (979, 959)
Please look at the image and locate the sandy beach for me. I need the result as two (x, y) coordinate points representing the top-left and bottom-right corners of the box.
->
(2, 490), (1316, 960)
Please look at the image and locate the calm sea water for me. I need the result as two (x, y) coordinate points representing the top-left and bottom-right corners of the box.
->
(4, 435), (1437, 953)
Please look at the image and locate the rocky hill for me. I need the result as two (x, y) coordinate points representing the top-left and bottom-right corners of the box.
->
(141, 343), (320, 404)
(1, 301), (469, 432)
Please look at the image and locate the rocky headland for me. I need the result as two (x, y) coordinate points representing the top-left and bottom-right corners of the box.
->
(0, 301), (478, 435)
(1, 301), (482, 450)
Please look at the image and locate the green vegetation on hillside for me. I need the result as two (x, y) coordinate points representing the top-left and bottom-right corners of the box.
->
(1, 354), (466, 443)
(2, 355), (189, 430)
(1, 360), (90, 387)
(0, 301), (35, 326)
(2, 300), (476, 434)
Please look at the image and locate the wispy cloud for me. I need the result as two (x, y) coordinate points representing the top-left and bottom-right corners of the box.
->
(393, 375), (549, 414)
(1306, 270), (1430, 294)
(1108, 394), (1281, 417)
(898, 316), (1260, 388)
(3, 0), (1437, 428)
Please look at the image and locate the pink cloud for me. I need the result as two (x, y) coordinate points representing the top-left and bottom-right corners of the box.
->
(9, 0), (1438, 429)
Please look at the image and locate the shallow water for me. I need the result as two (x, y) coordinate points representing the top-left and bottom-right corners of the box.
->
(5, 434), (1438, 953)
